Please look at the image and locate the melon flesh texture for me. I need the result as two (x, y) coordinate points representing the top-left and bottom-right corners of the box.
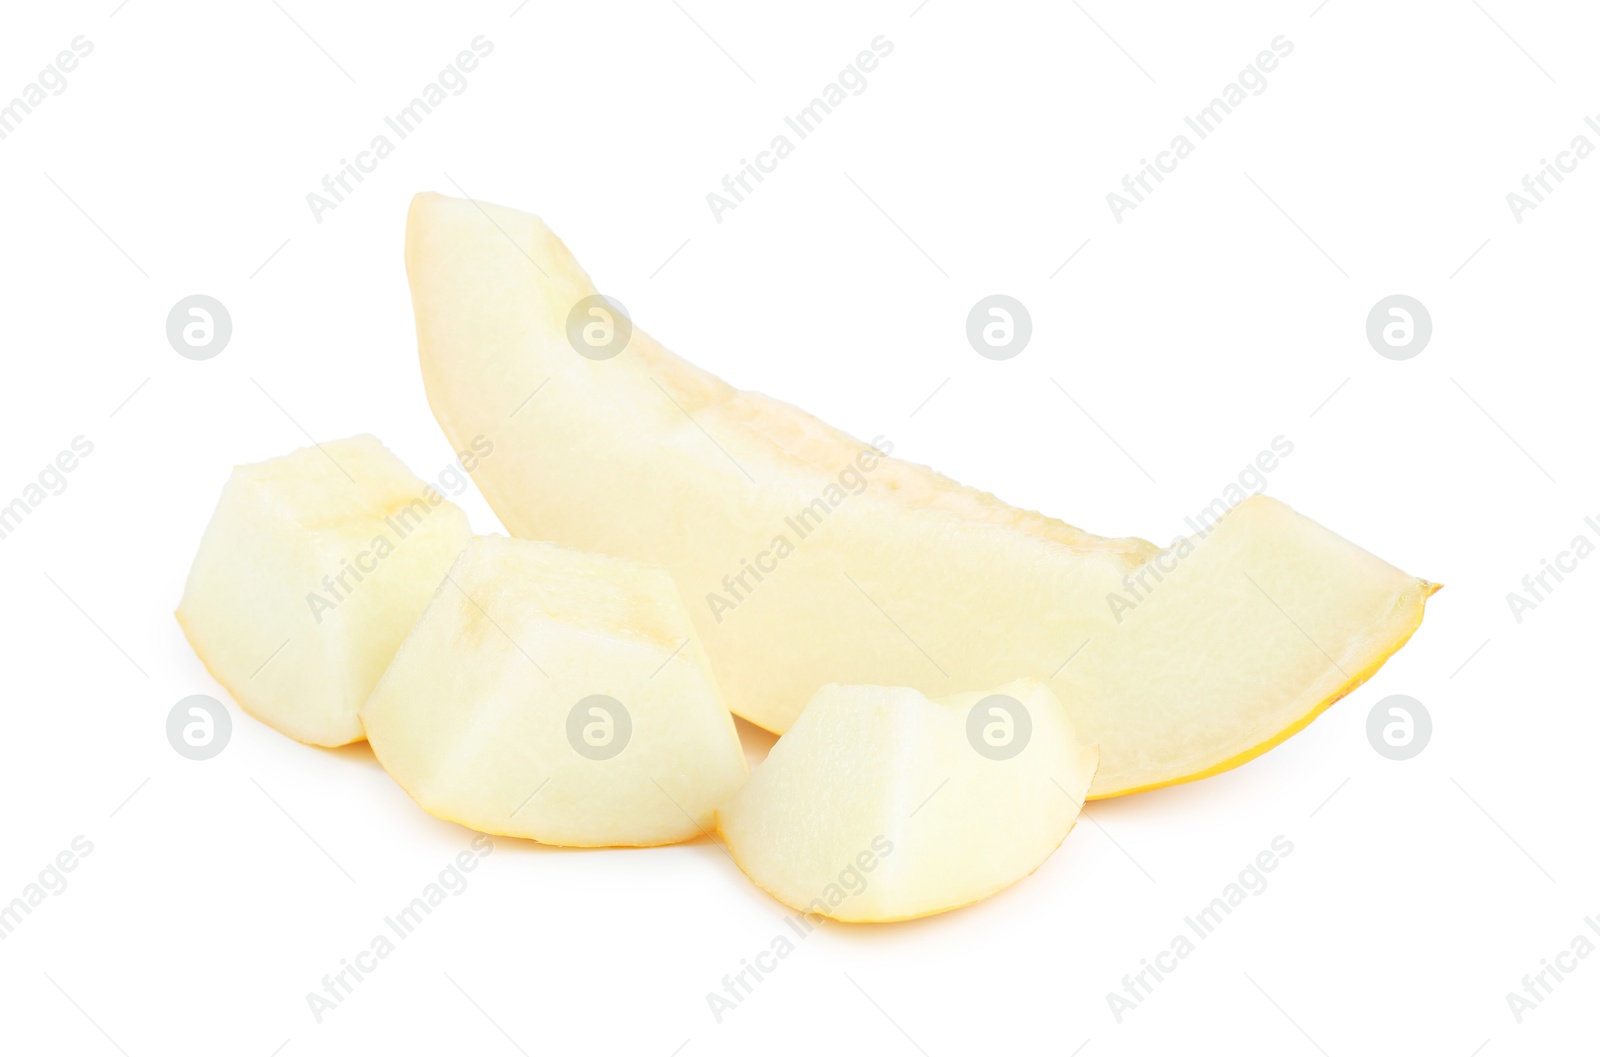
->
(717, 679), (1097, 922)
(177, 434), (471, 746)
(405, 191), (1436, 797)
(360, 535), (748, 847)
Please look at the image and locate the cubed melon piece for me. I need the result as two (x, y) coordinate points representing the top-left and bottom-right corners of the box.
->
(717, 679), (1097, 921)
(177, 435), (471, 746)
(361, 535), (749, 847)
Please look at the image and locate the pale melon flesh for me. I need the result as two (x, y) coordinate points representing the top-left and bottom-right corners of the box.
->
(717, 679), (1097, 922)
(360, 535), (749, 847)
(404, 192), (1436, 797)
(177, 434), (472, 747)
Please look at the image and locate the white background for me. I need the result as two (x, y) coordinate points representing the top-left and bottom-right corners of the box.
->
(1, 1), (1595, 1054)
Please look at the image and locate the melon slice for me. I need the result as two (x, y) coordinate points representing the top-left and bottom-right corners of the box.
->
(177, 434), (471, 746)
(360, 535), (748, 847)
(404, 191), (1437, 797)
(717, 679), (1097, 922)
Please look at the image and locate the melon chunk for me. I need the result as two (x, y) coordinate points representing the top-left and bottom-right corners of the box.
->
(177, 434), (471, 746)
(717, 679), (1097, 922)
(404, 191), (1436, 797)
(360, 535), (749, 847)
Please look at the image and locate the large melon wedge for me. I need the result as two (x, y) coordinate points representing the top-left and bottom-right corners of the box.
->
(360, 535), (748, 847)
(404, 191), (1437, 797)
(177, 434), (471, 747)
(717, 679), (1097, 922)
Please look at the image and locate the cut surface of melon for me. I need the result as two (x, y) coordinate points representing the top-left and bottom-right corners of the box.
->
(360, 535), (749, 847)
(177, 434), (471, 747)
(405, 191), (1436, 797)
(717, 679), (1096, 922)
